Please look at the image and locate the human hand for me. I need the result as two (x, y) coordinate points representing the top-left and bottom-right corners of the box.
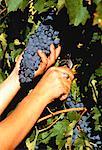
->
(33, 66), (74, 104)
(34, 44), (61, 77)
(13, 44), (61, 78)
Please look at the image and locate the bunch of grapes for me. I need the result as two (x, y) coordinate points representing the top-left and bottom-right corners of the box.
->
(66, 96), (102, 149)
(19, 10), (60, 83)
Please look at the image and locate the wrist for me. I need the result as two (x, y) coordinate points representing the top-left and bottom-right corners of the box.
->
(31, 87), (53, 106)
(10, 69), (21, 90)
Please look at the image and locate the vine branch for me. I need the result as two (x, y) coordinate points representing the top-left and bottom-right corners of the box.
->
(0, 8), (6, 15)
(39, 116), (61, 133)
(37, 107), (87, 123)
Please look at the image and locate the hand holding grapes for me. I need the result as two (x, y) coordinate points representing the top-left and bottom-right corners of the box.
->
(14, 44), (61, 78)
(35, 44), (61, 77)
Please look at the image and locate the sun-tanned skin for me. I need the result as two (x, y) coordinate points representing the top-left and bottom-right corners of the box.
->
(0, 44), (74, 149)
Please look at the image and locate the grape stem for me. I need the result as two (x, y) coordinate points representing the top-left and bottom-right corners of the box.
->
(37, 107), (87, 123)
(77, 108), (87, 124)
(39, 116), (61, 133)
(0, 8), (6, 15)
(46, 106), (54, 115)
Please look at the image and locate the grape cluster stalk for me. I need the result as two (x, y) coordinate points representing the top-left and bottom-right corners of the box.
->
(19, 10), (60, 83)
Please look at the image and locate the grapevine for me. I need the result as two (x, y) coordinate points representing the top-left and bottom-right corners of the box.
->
(0, 0), (102, 149)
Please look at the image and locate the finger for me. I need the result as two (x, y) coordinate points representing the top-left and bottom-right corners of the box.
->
(39, 62), (47, 71)
(59, 73), (72, 101)
(63, 81), (71, 99)
(63, 78), (71, 93)
(49, 44), (56, 64)
(34, 51), (48, 77)
(37, 50), (47, 65)
(47, 44), (56, 68)
(35, 62), (47, 77)
(55, 45), (61, 59)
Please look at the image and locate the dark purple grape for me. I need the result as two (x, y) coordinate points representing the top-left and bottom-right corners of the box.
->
(19, 11), (60, 84)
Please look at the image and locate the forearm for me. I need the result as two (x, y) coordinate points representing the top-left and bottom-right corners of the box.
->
(0, 88), (50, 149)
(0, 69), (20, 114)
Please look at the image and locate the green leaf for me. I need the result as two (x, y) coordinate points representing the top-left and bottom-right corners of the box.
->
(65, 121), (76, 149)
(11, 48), (22, 62)
(95, 67), (102, 77)
(93, 1), (102, 29)
(91, 107), (102, 131)
(34, 0), (48, 13)
(84, 139), (93, 150)
(47, 118), (53, 125)
(14, 39), (21, 45)
(5, 0), (24, 12)
(57, 0), (65, 13)
(19, 0), (28, 11)
(93, 0), (102, 5)
(71, 79), (80, 100)
(65, 0), (90, 26)
(39, 119), (70, 148)
(40, 131), (51, 144)
(67, 112), (80, 122)
(74, 131), (93, 149)
(9, 43), (15, 50)
(74, 137), (84, 149)
(55, 120), (74, 149)
(56, 137), (66, 150)
(34, 0), (56, 14)
(0, 48), (4, 59)
(26, 138), (35, 150)
(47, 146), (52, 150)
(26, 127), (39, 150)
(0, 69), (6, 83)
(91, 32), (102, 42)
(52, 119), (70, 136)
(0, 33), (7, 50)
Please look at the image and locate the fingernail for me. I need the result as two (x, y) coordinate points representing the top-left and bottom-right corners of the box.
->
(38, 50), (42, 53)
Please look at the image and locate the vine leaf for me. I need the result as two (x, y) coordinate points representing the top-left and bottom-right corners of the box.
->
(47, 146), (52, 150)
(57, 0), (65, 13)
(0, 33), (7, 51)
(93, 1), (102, 29)
(0, 69), (6, 83)
(0, 48), (4, 59)
(74, 132), (93, 149)
(95, 66), (102, 77)
(65, 0), (90, 26)
(54, 119), (70, 149)
(5, 0), (25, 12)
(38, 119), (70, 149)
(65, 121), (76, 149)
(67, 111), (80, 122)
(71, 79), (80, 100)
(91, 107), (102, 131)
(39, 131), (51, 144)
(26, 128), (39, 150)
(19, 0), (28, 11)
(93, 0), (102, 5)
(11, 48), (22, 62)
(34, 0), (46, 13)
(34, 0), (56, 14)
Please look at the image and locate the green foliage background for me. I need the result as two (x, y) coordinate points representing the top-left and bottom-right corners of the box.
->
(0, 0), (102, 149)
